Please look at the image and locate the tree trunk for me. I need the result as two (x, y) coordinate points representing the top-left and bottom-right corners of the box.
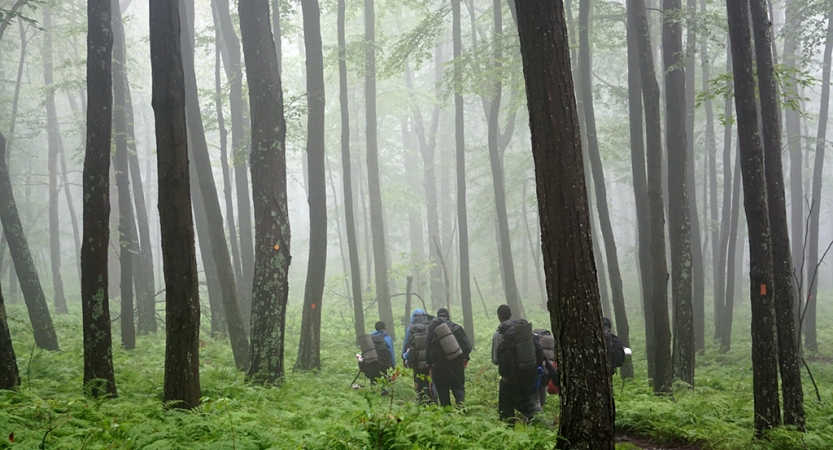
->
(663, 0), (695, 386)
(719, 146), (741, 350)
(296, 0), (326, 371)
(214, 0), (255, 325)
(750, 0), (806, 430)
(703, 0), (720, 356)
(82, 0), (116, 396)
(453, 0), (474, 343)
(726, 0), (782, 432)
(804, 11), (833, 354)
(150, 0), (201, 409)
(240, 0), (291, 384)
(42, 2), (67, 315)
(59, 143), (82, 287)
(579, 0), (632, 378)
(364, 0), (394, 339)
(338, 0), (364, 343)
(632, 0), (673, 394)
(515, 1), (615, 446)
(0, 282), (19, 390)
(190, 171), (226, 336)
(402, 120), (424, 296)
(626, 7), (655, 380)
(181, 0), (249, 370)
(715, 38), (734, 342)
(522, 180), (547, 307)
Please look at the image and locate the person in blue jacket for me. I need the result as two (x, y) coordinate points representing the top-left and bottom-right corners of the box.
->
(372, 321), (396, 369)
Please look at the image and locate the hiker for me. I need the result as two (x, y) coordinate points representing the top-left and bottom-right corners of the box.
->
(603, 317), (628, 376)
(492, 304), (544, 423)
(403, 308), (432, 403)
(426, 308), (472, 406)
(533, 328), (558, 406)
(357, 321), (396, 393)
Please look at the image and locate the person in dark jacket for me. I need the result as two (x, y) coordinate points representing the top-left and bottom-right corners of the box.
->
(491, 304), (543, 423)
(403, 309), (432, 403)
(426, 308), (471, 406)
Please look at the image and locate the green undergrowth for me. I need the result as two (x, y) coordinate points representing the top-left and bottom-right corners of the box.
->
(1, 296), (831, 449)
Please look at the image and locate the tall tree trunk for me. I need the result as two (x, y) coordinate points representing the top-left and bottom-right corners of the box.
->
(42, 2), (67, 315)
(715, 38), (734, 341)
(181, 0), (249, 370)
(663, 0), (695, 386)
(805, 11), (833, 354)
(59, 142), (82, 286)
(151, 0), (201, 409)
(703, 0), (719, 356)
(632, 0), (673, 394)
(626, 7), (655, 380)
(240, 0), (291, 383)
(215, 0), (255, 325)
(296, 0), (326, 371)
(453, 0), (474, 342)
(719, 147), (742, 350)
(784, 0), (803, 326)
(82, 0), (116, 396)
(515, 0), (615, 446)
(726, 0), (782, 433)
(338, 0), (364, 343)
(0, 282), (19, 390)
(686, 0), (705, 354)
(364, 0), (394, 338)
(579, 0), (632, 378)
(190, 171), (226, 336)
(750, 0), (806, 430)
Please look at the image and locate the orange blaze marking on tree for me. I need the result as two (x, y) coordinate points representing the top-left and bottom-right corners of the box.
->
(311, 303), (316, 310)
(274, 244), (280, 251)
(760, 284), (767, 296)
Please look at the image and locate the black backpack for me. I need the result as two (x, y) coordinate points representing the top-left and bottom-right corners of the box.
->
(450, 322), (473, 357)
(371, 333), (393, 369)
(533, 328), (556, 362)
(605, 330), (626, 374)
(407, 323), (429, 370)
(497, 320), (542, 386)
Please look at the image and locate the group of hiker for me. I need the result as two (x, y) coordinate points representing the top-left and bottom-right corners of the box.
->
(356, 305), (628, 423)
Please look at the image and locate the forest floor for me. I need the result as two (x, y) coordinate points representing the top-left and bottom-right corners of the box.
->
(1, 291), (832, 449)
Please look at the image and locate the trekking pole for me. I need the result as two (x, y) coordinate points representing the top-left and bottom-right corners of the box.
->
(350, 369), (362, 387)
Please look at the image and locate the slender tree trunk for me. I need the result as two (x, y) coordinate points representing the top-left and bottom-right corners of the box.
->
(240, 0), (291, 383)
(296, 0), (326, 371)
(663, 0), (695, 386)
(784, 0), (803, 328)
(364, 0), (394, 338)
(750, 0), (806, 430)
(181, 0), (249, 370)
(338, 0), (364, 343)
(715, 39), (734, 341)
(453, 0), (474, 342)
(515, 1), (615, 446)
(579, 0), (632, 378)
(703, 0), (719, 356)
(59, 144), (82, 286)
(82, 0), (116, 396)
(0, 282), (19, 390)
(42, 2), (67, 315)
(190, 172), (226, 336)
(151, 0), (201, 409)
(632, 0), (673, 394)
(719, 147), (742, 350)
(626, 7), (655, 380)
(805, 11), (833, 354)
(726, 0), (782, 432)
(215, 0), (255, 325)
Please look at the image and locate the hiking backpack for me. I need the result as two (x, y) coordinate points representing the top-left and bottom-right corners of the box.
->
(497, 320), (542, 386)
(533, 328), (556, 362)
(407, 323), (429, 370)
(605, 330), (626, 373)
(372, 334), (394, 368)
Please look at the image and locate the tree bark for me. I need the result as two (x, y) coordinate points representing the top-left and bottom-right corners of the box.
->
(151, 0), (201, 409)
(42, 2), (67, 315)
(515, 0), (615, 446)
(663, 0), (695, 386)
(632, 0), (673, 394)
(702, 0), (719, 356)
(364, 0), (394, 338)
(726, 0), (782, 432)
(784, 0), (803, 324)
(338, 0), (364, 343)
(82, 0), (116, 396)
(0, 282), (19, 390)
(239, 0), (291, 383)
(190, 170), (226, 337)
(750, 0), (806, 430)
(719, 146), (742, 350)
(715, 37), (734, 342)
(296, 0), (326, 371)
(181, 0), (249, 370)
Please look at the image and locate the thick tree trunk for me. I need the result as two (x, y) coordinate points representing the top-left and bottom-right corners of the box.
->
(515, 1), (615, 447)
(338, 0), (364, 343)
(151, 0), (201, 409)
(181, 0), (249, 370)
(750, 0), (807, 430)
(364, 0), (394, 338)
(632, 0), (673, 394)
(726, 0), (782, 433)
(579, 0), (632, 378)
(82, 0), (116, 396)
(296, 0), (326, 371)
(663, 0), (695, 386)
(0, 282), (19, 390)
(42, 2), (67, 315)
(805, 12), (833, 354)
(240, 0), (291, 383)
(215, 0), (255, 325)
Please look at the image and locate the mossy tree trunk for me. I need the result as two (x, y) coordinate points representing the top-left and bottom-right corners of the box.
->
(0, 282), (19, 390)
